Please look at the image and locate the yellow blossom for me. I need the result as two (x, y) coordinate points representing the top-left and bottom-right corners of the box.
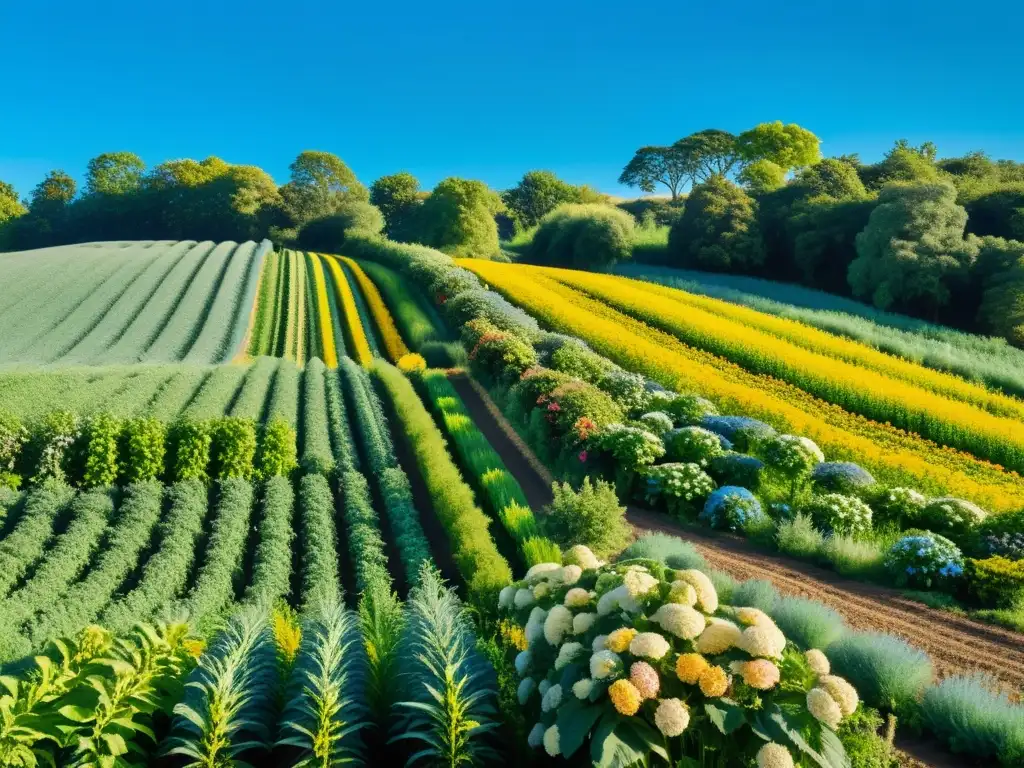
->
(606, 627), (637, 653)
(609, 679), (643, 716)
(676, 653), (709, 685)
(698, 665), (729, 697)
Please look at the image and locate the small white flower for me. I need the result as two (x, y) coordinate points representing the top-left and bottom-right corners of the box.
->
(572, 678), (594, 699)
(514, 588), (535, 609)
(573, 612), (597, 635)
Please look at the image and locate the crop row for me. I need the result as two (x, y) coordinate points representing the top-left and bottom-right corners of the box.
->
(309, 253), (339, 367)
(461, 260), (1024, 513)
(322, 255), (373, 364)
(357, 258), (449, 351)
(545, 267), (1024, 472)
(341, 256), (409, 362)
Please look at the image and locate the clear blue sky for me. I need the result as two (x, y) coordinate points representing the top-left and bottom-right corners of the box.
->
(2, 0), (1022, 200)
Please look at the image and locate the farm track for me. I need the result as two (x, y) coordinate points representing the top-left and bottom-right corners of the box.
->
(451, 373), (1024, 693)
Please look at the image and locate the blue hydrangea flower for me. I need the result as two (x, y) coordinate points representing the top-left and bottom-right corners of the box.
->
(700, 486), (765, 532)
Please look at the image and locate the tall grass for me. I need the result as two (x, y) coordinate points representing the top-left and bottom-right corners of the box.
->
(619, 532), (708, 570)
(770, 596), (846, 650)
(921, 674), (1024, 765)
(775, 513), (825, 559)
(618, 264), (1024, 397)
(827, 631), (934, 720)
(732, 579), (779, 612)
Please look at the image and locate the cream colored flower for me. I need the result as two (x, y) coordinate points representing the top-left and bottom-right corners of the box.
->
(499, 585), (516, 609)
(738, 623), (786, 659)
(544, 605), (574, 646)
(623, 569), (659, 599)
(573, 612), (597, 635)
(564, 587), (592, 608)
(654, 698), (690, 737)
(572, 677), (594, 699)
(543, 724), (560, 756)
(590, 650), (622, 680)
(757, 742), (795, 768)
(695, 618), (742, 654)
(676, 570), (718, 613)
(667, 580), (698, 606)
(737, 659), (780, 690)
(561, 564), (583, 584)
(819, 675), (859, 717)
(533, 582), (550, 600)
(652, 603), (706, 639)
(555, 642), (584, 671)
(804, 649), (830, 675)
(564, 545), (601, 570)
(597, 585), (640, 616)
(514, 588), (535, 609)
(629, 631), (671, 660)
(807, 687), (842, 728)
(541, 683), (562, 712)
(736, 607), (772, 626)
(526, 562), (562, 583)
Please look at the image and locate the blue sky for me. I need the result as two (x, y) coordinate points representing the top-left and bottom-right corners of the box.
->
(2, 0), (1022, 200)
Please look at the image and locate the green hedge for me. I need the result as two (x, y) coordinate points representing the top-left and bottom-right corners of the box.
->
(300, 358), (335, 476)
(297, 474), (340, 610)
(244, 475), (295, 607)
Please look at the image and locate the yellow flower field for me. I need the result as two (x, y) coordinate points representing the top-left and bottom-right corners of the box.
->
(340, 255), (410, 362)
(322, 254), (373, 365)
(533, 266), (1024, 473)
(459, 259), (1024, 512)
(308, 253), (338, 368)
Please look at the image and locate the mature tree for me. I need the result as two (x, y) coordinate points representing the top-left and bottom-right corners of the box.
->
(737, 121), (821, 173)
(147, 156), (230, 189)
(976, 237), (1024, 346)
(528, 203), (635, 270)
(859, 141), (942, 189)
(738, 159), (786, 192)
(962, 185), (1024, 241)
(674, 129), (741, 182)
(789, 198), (877, 292)
(849, 182), (978, 315)
(0, 181), (27, 223)
(29, 170), (76, 212)
(667, 175), (765, 271)
(938, 151), (996, 180)
(280, 151), (367, 226)
(794, 158), (868, 200)
(370, 172), (422, 240)
(85, 152), (145, 196)
(502, 170), (585, 229)
(297, 200), (384, 251)
(618, 145), (691, 200)
(416, 177), (503, 257)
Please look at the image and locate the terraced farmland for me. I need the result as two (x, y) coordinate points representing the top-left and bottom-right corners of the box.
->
(0, 238), (1021, 768)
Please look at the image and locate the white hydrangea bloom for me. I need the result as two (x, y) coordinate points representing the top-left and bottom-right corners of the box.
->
(573, 612), (597, 635)
(623, 569), (658, 599)
(572, 678), (594, 699)
(555, 642), (584, 671)
(652, 603), (706, 639)
(654, 698), (690, 737)
(544, 605), (574, 646)
(525, 562), (563, 584)
(565, 544), (601, 570)
(514, 650), (532, 676)
(543, 724), (560, 757)
(590, 649), (621, 679)
(514, 588), (535, 609)
(629, 632), (671, 660)
(564, 587), (592, 608)
(498, 585), (515, 610)
(561, 564), (583, 585)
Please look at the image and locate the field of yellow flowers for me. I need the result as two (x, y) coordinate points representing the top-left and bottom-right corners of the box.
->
(340, 256), (411, 362)
(460, 260), (1024, 513)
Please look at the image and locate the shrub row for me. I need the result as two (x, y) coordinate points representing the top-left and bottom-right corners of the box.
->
(0, 479), (76, 599)
(0, 409), (297, 489)
(371, 359), (512, 606)
(297, 473), (341, 610)
(300, 358), (335, 475)
(338, 470), (391, 594)
(417, 369), (558, 568)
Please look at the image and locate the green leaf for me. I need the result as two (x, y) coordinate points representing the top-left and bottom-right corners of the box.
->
(751, 705), (850, 768)
(704, 700), (747, 735)
(58, 705), (96, 724)
(591, 712), (664, 768)
(555, 698), (604, 758)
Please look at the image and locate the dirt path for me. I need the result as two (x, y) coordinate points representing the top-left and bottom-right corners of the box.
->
(452, 372), (1024, 693)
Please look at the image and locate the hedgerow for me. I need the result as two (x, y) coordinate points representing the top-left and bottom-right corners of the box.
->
(243, 475), (295, 607)
(371, 360), (512, 605)
(0, 479), (75, 599)
(178, 477), (255, 629)
(210, 417), (257, 479)
(338, 470), (390, 594)
(25, 480), (164, 651)
(297, 473), (341, 611)
(255, 417), (297, 480)
(120, 416), (167, 482)
(167, 418), (213, 482)
(81, 412), (121, 488)
(102, 479), (209, 631)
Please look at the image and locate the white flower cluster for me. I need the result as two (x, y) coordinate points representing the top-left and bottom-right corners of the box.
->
(807, 493), (873, 536)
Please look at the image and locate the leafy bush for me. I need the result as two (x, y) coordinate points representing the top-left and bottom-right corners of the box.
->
(297, 474), (340, 611)
(700, 485), (765, 532)
(663, 393), (718, 425)
(594, 424), (665, 473)
(665, 426), (723, 466)
(549, 341), (610, 382)
(707, 452), (765, 490)
(871, 486), (926, 528)
(619, 532), (708, 570)
(420, 341), (466, 368)
(762, 434), (824, 484)
(885, 532), (964, 590)
(120, 417), (166, 483)
(638, 411), (673, 436)
(0, 411), (28, 484)
(521, 536), (562, 567)
(538, 381), (624, 437)
(297, 201), (385, 250)
(701, 415), (776, 452)
(338, 470), (391, 595)
(168, 419), (213, 483)
(804, 493), (874, 536)
(542, 477), (630, 558)
(810, 462), (876, 494)
(598, 369), (652, 414)
(468, 328), (538, 386)
(379, 467), (433, 583)
(921, 674), (1024, 765)
(667, 174), (765, 271)
(256, 417), (297, 479)
(966, 556), (1024, 608)
(81, 412), (121, 488)
(644, 462), (716, 516)
(210, 417), (257, 480)
(918, 497), (988, 539)
(776, 513), (826, 559)
(32, 410), (80, 484)
(770, 596), (846, 650)
(527, 203), (636, 270)
(984, 532), (1024, 561)
(837, 706), (900, 768)
(827, 631), (933, 719)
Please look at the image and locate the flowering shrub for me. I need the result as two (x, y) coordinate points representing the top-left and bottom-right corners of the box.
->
(701, 416), (776, 452)
(500, 551), (857, 766)
(598, 370), (653, 415)
(397, 353), (427, 373)
(32, 410), (81, 484)
(537, 382), (624, 438)
(0, 411), (28, 485)
(594, 424), (665, 473)
(708, 452), (766, 490)
(645, 463), (716, 515)
(762, 434), (824, 482)
(965, 556), (1024, 608)
(542, 479), (631, 559)
(872, 486), (926, 528)
(700, 486), (766, 533)
(511, 367), (573, 413)
(550, 341), (611, 382)
(468, 329), (538, 385)
(638, 411), (674, 437)
(810, 462), (876, 494)
(664, 393), (719, 426)
(983, 533), (1024, 561)
(665, 426), (724, 467)
(804, 494), (874, 537)
(918, 497), (988, 539)
(885, 532), (964, 590)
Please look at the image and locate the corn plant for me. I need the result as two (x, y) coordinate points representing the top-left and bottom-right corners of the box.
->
(391, 566), (499, 767)
(277, 601), (370, 766)
(358, 568), (404, 725)
(163, 607), (278, 767)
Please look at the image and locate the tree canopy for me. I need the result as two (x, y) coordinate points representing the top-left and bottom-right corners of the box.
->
(528, 203), (635, 270)
(85, 152), (146, 196)
(737, 121), (821, 172)
(502, 170), (587, 228)
(667, 175), (765, 271)
(674, 129), (741, 182)
(0, 181), (26, 224)
(618, 146), (691, 200)
(370, 172), (422, 241)
(280, 151), (367, 226)
(416, 177), (503, 257)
